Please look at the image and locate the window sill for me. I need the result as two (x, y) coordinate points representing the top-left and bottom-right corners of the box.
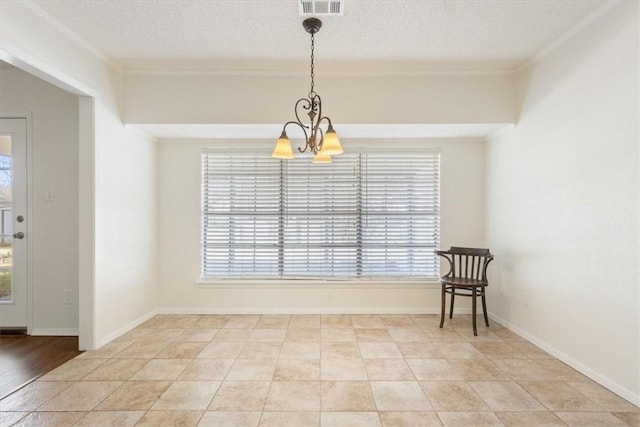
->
(195, 278), (439, 290)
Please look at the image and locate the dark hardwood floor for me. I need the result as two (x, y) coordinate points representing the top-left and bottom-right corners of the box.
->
(0, 335), (81, 399)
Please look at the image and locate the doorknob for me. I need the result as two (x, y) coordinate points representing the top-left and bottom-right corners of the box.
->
(13, 232), (25, 239)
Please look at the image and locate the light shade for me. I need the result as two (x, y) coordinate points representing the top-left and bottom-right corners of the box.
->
(272, 132), (294, 159)
(312, 152), (332, 164)
(319, 125), (343, 156)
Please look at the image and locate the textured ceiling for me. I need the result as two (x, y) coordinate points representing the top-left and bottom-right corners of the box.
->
(27, 0), (609, 71)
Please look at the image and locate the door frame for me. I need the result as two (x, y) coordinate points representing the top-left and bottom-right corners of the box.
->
(0, 115), (33, 333)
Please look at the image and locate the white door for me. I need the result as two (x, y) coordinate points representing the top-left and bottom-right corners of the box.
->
(0, 118), (28, 328)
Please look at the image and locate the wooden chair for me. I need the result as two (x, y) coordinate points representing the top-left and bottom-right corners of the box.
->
(436, 247), (494, 336)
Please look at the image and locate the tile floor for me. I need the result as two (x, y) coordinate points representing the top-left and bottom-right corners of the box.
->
(0, 314), (638, 426)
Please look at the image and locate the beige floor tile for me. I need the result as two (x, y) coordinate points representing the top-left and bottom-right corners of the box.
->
(256, 315), (291, 329)
(519, 382), (602, 411)
(129, 359), (191, 380)
(77, 341), (133, 359)
(396, 342), (444, 359)
(567, 381), (640, 412)
(471, 341), (527, 359)
(381, 315), (416, 328)
(355, 328), (393, 342)
(286, 328), (321, 342)
(12, 411), (87, 426)
(321, 328), (356, 342)
(365, 359), (415, 381)
(195, 315), (230, 328)
(495, 411), (566, 426)
(0, 381), (73, 411)
(113, 340), (169, 359)
(74, 410), (145, 426)
(321, 358), (368, 380)
(555, 411), (628, 426)
(505, 340), (552, 358)
(178, 358), (235, 380)
(215, 329), (254, 342)
(199, 411), (261, 427)
(469, 381), (546, 411)
(436, 411), (503, 426)
(449, 359), (510, 381)
(406, 359), (463, 381)
(151, 381), (220, 410)
(223, 315), (261, 329)
(612, 411), (640, 426)
(379, 411), (442, 427)
(289, 315), (321, 329)
(208, 381), (271, 411)
(274, 358), (320, 380)
(178, 329), (218, 342)
(249, 329), (287, 342)
(420, 381), (488, 411)
(321, 342), (362, 359)
(0, 412), (29, 426)
(38, 358), (107, 381)
(433, 342), (485, 359)
(134, 410), (203, 427)
(260, 411), (320, 427)
(279, 342), (320, 359)
(197, 341), (243, 359)
(453, 327), (502, 341)
(264, 381), (321, 411)
(156, 342), (207, 358)
(81, 358), (148, 381)
(387, 328), (429, 342)
(38, 381), (122, 411)
(239, 342), (282, 359)
(422, 328), (465, 342)
(321, 381), (376, 411)
(94, 380), (171, 410)
(359, 342), (403, 359)
(321, 411), (382, 427)
(226, 358), (276, 380)
(495, 359), (584, 381)
(370, 381), (432, 411)
(351, 315), (385, 329)
(321, 314), (353, 328)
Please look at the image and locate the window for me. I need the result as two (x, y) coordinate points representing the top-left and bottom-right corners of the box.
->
(202, 152), (440, 279)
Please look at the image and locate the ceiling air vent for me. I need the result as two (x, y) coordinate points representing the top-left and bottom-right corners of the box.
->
(299, 0), (344, 16)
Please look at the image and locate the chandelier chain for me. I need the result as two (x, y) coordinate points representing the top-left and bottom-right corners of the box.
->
(310, 33), (315, 96)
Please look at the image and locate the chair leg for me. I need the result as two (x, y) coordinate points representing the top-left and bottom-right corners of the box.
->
(482, 293), (490, 327)
(439, 285), (445, 329)
(449, 291), (455, 319)
(472, 287), (477, 336)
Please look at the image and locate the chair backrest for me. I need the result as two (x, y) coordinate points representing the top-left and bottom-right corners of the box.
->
(436, 246), (494, 282)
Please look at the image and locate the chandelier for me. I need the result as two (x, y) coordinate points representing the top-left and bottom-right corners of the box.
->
(272, 18), (343, 164)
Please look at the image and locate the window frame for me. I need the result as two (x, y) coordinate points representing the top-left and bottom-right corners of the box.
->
(200, 144), (441, 282)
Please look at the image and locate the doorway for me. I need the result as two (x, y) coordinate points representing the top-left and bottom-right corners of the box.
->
(0, 118), (28, 329)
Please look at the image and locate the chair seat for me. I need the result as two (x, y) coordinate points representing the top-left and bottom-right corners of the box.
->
(440, 277), (487, 287)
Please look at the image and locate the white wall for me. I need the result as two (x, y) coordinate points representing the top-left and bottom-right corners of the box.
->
(157, 138), (485, 313)
(125, 73), (515, 125)
(485, 2), (639, 404)
(1, 1), (159, 348)
(0, 68), (79, 334)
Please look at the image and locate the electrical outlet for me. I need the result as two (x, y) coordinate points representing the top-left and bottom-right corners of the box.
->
(63, 289), (72, 305)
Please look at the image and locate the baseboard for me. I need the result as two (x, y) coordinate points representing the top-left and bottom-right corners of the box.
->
(489, 312), (640, 407)
(95, 309), (159, 348)
(30, 328), (79, 336)
(157, 307), (474, 315)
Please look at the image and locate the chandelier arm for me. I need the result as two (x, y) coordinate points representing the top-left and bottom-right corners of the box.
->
(294, 97), (313, 129)
(282, 120), (311, 153)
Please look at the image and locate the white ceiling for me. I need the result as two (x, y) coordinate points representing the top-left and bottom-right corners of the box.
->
(27, 0), (609, 72)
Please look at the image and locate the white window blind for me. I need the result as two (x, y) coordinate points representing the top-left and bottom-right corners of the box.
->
(201, 152), (440, 279)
